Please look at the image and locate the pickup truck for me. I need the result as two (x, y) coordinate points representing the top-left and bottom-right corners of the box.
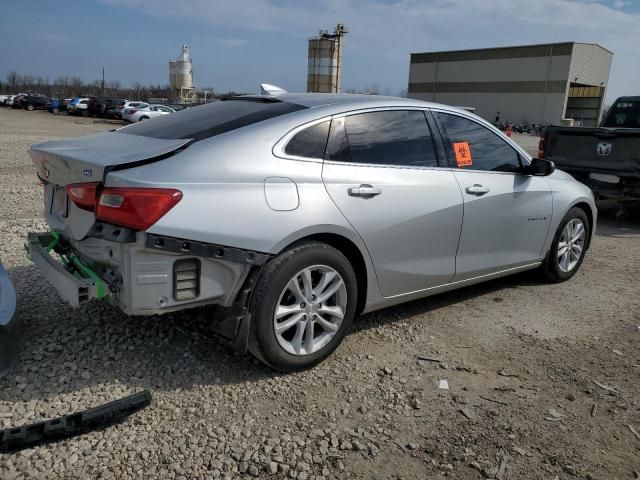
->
(539, 96), (640, 201)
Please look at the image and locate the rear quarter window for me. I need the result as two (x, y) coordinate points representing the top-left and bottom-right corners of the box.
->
(284, 121), (330, 158)
(118, 99), (306, 141)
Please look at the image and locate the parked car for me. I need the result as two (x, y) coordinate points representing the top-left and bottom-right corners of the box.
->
(11, 94), (27, 108)
(21, 95), (50, 111)
(104, 99), (129, 119)
(540, 96), (640, 201)
(114, 101), (148, 121)
(66, 97), (90, 116)
(123, 104), (175, 123)
(87, 97), (127, 118)
(26, 92), (596, 371)
(3, 93), (27, 107)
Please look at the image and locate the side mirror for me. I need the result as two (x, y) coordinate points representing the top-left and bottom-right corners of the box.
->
(526, 157), (555, 176)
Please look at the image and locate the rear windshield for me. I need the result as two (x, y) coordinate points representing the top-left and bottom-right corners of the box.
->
(602, 100), (640, 128)
(117, 98), (306, 141)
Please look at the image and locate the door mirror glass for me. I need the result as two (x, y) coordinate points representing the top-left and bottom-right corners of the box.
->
(527, 157), (555, 176)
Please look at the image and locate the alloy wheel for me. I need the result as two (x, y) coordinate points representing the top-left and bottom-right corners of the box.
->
(273, 265), (347, 356)
(557, 218), (585, 273)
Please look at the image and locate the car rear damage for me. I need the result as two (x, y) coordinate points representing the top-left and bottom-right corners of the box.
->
(25, 123), (275, 351)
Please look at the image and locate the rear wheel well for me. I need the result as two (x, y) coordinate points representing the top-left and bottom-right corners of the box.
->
(572, 202), (594, 249)
(282, 233), (368, 316)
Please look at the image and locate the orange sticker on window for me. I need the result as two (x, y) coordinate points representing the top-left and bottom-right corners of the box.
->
(453, 142), (472, 167)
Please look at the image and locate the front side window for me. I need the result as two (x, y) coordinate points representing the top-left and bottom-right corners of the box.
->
(437, 113), (521, 173)
(284, 120), (330, 158)
(325, 110), (438, 168)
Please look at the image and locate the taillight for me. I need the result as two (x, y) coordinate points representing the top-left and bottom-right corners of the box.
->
(96, 188), (182, 230)
(66, 182), (101, 211)
(127, 109), (137, 115)
(538, 129), (548, 159)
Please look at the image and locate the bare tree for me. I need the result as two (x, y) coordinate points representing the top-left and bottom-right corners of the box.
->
(6, 71), (20, 90)
(70, 77), (84, 96)
(131, 81), (143, 100)
(108, 80), (121, 94)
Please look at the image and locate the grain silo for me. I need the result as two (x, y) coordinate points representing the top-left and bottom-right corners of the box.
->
(307, 24), (348, 93)
(169, 45), (196, 103)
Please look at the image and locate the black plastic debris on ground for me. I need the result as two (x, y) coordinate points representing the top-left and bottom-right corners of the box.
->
(0, 390), (152, 453)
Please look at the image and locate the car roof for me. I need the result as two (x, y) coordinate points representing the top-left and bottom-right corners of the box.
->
(239, 93), (470, 116)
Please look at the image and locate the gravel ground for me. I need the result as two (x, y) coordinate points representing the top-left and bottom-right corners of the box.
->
(0, 108), (639, 480)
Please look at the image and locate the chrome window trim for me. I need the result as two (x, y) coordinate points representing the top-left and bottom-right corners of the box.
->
(272, 115), (333, 163)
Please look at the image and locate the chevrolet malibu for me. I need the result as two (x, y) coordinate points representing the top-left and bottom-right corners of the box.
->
(27, 92), (596, 371)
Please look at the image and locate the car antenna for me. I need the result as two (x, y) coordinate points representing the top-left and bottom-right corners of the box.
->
(260, 83), (287, 96)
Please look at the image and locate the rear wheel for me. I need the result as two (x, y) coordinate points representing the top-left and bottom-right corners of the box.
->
(139, 116), (149, 121)
(26, 104), (34, 111)
(542, 207), (589, 282)
(249, 242), (357, 371)
(52, 107), (59, 114)
(81, 110), (89, 117)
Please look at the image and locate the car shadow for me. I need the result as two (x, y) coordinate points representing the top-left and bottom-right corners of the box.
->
(594, 200), (640, 237)
(0, 262), (544, 404)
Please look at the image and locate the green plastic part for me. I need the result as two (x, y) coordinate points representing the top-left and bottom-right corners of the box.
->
(69, 255), (106, 299)
(44, 230), (60, 253)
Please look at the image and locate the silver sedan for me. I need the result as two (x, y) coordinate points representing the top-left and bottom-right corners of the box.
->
(27, 91), (596, 371)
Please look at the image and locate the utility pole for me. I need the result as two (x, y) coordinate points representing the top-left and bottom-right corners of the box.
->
(101, 67), (105, 96)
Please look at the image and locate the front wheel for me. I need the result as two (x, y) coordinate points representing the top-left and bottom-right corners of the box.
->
(138, 116), (149, 121)
(249, 242), (357, 371)
(26, 104), (34, 111)
(542, 207), (590, 282)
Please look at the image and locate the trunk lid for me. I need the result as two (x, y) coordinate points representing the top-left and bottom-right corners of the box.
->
(29, 131), (191, 186)
(29, 131), (191, 240)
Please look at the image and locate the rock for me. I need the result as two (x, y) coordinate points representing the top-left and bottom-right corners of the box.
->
(247, 465), (259, 477)
(340, 441), (352, 451)
(564, 465), (577, 476)
(268, 462), (278, 475)
(565, 393), (576, 401)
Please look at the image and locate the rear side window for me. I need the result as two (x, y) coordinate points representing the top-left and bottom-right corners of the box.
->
(119, 99), (306, 141)
(437, 113), (521, 172)
(325, 110), (438, 167)
(602, 100), (640, 128)
(284, 121), (330, 158)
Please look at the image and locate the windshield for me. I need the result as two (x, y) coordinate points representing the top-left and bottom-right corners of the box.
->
(117, 98), (306, 141)
(602, 100), (640, 128)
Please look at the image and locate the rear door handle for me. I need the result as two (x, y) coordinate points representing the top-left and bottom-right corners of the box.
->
(465, 184), (490, 195)
(348, 185), (382, 197)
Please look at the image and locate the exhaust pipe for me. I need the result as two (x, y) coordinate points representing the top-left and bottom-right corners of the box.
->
(0, 263), (17, 379)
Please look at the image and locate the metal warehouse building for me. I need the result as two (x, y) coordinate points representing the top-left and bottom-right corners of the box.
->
(408, 42), (613, 126)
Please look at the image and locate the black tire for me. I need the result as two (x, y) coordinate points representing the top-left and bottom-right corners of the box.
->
(26, 104), (34, 111)
(249, 241), (357, 371)
(139, 116), (149, 121)
(81, 110), (89, 117)
(541, 207), (590, 282)
(52, 107), (59, 114)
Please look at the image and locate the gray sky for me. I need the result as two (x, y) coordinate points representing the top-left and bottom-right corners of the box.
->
(1, 0), (638, 102)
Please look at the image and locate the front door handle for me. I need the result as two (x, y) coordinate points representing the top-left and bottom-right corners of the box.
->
(465, 184), (490, 195)
(348, 185), (382, 197)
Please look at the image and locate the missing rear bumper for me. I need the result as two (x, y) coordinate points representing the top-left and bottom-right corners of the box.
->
(26, 232), (108, 308)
